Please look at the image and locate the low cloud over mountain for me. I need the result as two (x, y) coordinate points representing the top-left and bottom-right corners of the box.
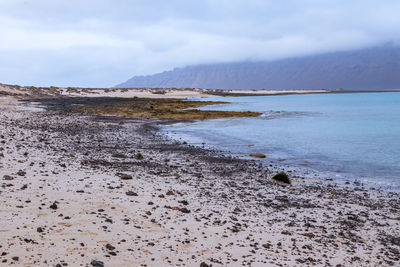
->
(116, 45), (400, 90)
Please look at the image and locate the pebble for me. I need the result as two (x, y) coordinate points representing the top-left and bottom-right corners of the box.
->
(90, 260), (104, 267)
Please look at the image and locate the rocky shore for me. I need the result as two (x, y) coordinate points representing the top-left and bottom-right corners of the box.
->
(0, 96), (399, 266)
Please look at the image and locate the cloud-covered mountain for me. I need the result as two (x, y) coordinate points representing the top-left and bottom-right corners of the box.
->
(116, 45), (400, 90)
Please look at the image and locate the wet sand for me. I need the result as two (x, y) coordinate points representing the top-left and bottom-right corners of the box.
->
(0, 95), (399, 266)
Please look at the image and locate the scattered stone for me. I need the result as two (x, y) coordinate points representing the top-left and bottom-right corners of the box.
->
(90, 260), (104, 267)
(272, 172), (291, 184)
(164, 205), (180, 211)
(178, 200), (189, 205)
(391, 237), (400, 246)
(118, 173), (133, 180)
(49, 202), (58, 210)
(134, 153), (144, 160)
(3, 175), (13, 180)
(16, 170), (26, 176)
(126, 191), (138, 196)
(105, 244), (115, 250)
(112, 152), (127, 158)
(180, 207), (191, 213)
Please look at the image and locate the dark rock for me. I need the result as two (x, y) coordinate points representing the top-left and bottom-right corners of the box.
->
(49, 202), (58, 210)
(16, 170), (26, 176)
(262, 243), (271, 249)
(90, 260), (104, 267)
(126, 191), (138, 196)
(105, 244), (115, 250)
(180, 207), (191, 213)
(391, 237), (400, 246)
(178, 200), (189, 205)
(134, 153), (144, 160)
(112, 152), (127, 158)
(3, 175), (13, 180)
(118, 173), (133, 180)
(272, 172), (291, 184)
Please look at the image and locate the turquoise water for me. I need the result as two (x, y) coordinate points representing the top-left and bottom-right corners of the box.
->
(165, 93), (400, 190)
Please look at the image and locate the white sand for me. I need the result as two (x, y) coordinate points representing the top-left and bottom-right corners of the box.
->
(0, 96), (399, 266)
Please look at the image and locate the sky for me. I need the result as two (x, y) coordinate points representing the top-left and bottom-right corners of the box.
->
(0, 0), (400, 87)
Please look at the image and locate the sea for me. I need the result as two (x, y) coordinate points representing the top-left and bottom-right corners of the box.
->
(163, 92), (400, 191)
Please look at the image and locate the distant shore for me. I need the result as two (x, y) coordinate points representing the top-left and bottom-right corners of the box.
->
(2, 82), (399, 99)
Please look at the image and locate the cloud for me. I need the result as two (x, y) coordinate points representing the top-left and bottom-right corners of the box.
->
(0, 0), (399, 87)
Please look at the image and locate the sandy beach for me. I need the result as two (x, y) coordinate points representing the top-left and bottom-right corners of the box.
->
(0, 93), (399, 267)
(0, 83), (331, 99)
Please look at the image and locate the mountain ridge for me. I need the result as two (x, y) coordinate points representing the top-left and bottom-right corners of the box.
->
(116, 45), (400, 90)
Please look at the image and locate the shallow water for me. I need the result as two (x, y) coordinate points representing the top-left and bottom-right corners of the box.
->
(164, 92), (400, 190)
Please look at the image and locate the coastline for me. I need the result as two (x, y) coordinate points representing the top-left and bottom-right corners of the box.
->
(163, 122), (400, 192)
(0, 95), (399, 266)
(2, 82), (399, 99)
(163, 92), (400, 192)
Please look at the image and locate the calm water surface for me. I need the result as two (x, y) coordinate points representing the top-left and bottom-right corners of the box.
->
(164, 93), (400, 190)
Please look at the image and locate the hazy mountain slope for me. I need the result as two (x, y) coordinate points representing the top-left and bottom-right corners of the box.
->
(116, 45), (400, 90)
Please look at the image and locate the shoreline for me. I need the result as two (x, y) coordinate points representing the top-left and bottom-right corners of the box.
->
(0, 96), (399, 266)
(163, 125), (399, 194)
(163, 122), (400, 193)
(2, 82), (400, 99)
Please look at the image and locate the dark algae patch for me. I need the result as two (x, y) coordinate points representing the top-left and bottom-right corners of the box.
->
(249, 153), (266, 158)
(76, 98), (261, 120)
(26, 97), (261, 120)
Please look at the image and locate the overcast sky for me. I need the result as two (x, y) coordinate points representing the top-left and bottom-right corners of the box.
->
(0, 0), (399, 87)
